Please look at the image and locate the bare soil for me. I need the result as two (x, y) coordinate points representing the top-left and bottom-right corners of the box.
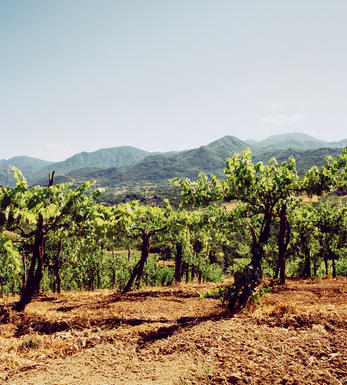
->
(0, 277), (346, 385)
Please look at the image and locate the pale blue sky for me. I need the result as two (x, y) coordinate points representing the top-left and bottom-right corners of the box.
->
(1, 0), (346, 161)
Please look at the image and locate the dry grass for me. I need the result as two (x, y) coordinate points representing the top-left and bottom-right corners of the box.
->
(1, 277), (346, 384)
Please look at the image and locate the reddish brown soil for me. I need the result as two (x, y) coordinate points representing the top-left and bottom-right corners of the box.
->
(0, 277), (346, 385)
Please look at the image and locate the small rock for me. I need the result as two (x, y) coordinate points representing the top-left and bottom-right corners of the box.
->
(228, 372), (243, 383)
(312, 324), (327, 334)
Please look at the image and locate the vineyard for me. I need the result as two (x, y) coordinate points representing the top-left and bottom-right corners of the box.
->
(0, 149), (346, 384)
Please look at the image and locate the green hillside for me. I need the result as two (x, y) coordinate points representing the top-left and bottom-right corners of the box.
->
(38, 146), (150, 175)
(246, 133), (345, 150)
(0, 156), (53, 187)
(86, 137), (251, 185)
(329, 139), (347, 148)
(68, 143), (345, 186)
(0, 156), (52, 172)
(203, 135), (257, 157)
(3, 134), (346, 190)
(259, 133), (326, 149)
(66, 167), (105, 177)
(253, 147), (344, 175)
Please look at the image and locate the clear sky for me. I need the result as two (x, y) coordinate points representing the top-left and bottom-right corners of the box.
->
(1, 0), (346, 161)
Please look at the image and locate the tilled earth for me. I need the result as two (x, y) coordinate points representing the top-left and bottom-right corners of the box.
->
(0, 277), (346, 385)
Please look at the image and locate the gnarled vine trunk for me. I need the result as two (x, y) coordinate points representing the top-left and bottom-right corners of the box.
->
(278, 204), (289, 284)
(227, 212), (273, 312)
(16, 214), (45, 311)
(123, 233), (150, 293)
(52, 239), (63, 293)
(174, 243), (183, 283)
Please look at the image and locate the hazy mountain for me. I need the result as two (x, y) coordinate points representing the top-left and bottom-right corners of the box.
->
(2, 133), (345, 188)
(52, 136), (249, 184)
(253, 147), (344, 175)
(66, 167), (104, 177)
(0, 156), (53, 187)
(38, 146), (151, 175)
(86, 148), (226, 184)
(204, 135), (255, 156)
(245, 133), (344, 150)
(243, 139), (258, 146)
(71, 137), (344, 185)
(0, 171), (16, 187)
(329, 139), (347, 148)
(0, 156), (52, 172)
(49, 136), (249, 185)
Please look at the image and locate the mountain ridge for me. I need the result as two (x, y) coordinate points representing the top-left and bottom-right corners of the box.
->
(0, 156), (52, 172)
(1, 133), (345, 188)
(244, 132), (347, 150)
(38, 146), (151, 175)
(2, 132), (344, 167)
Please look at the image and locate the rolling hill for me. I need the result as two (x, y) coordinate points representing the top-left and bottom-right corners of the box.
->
(2, 133), (345, 188)
(57, 138), (344, 186)
(245, 133), (347, 150)
(38, 146), (151, 175)
(68, 136), (252, 184)
(253, 147), (344, 175)
(90, 147), (344, 185)
(0, 156), (53, 187)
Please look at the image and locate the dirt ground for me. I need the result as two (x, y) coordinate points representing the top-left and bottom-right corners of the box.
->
(0, 277), (346, 385)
